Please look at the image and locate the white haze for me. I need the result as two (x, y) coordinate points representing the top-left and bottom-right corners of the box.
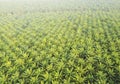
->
(0, 0), (119, 13)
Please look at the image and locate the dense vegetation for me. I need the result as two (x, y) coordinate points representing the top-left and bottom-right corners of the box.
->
(0, 0), (120, 84)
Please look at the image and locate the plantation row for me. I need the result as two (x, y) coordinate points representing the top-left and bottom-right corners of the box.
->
(0, 10), (120, 83)
(0, 0), (120, 83)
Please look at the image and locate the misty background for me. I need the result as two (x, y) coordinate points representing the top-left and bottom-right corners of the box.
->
(0, 0), (119, 13)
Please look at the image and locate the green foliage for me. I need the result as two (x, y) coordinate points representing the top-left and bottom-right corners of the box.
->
(0, 0), (120, 83)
